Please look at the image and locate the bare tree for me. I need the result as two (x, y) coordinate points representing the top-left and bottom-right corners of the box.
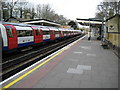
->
(23, 7), (31, 19)
(15, 0), (28, 18)
(95, 0), (120, 19)
(36, 4), (42, 18)
(2, 1), (69, 25)
(36, 3), (69, 25)
(5, 0), (19, 17)
(1, 1), (10, 21)
(2, 0), (29, 20)
(30, 7), (36, 19)
(42, 4), (53, 19)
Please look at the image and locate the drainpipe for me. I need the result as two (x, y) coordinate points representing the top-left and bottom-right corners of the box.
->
(118, 2), (120, 56)
(0, 1), (3, 23)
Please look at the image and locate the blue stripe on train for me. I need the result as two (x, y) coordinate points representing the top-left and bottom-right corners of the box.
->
(18, 42), (34, 47)
(3, 46), (8, 51)
(18, 39), (51, 47)
(3, 39), (51, 51)
(43, 39), (50, 42)
(55, 37), (60, 40)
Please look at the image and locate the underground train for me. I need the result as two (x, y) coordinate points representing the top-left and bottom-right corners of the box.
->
(0, 22), (82, 53)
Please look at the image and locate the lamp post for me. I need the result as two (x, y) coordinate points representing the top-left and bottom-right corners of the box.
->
(87, 19), (91, 40)
(89, 19), (91, 36)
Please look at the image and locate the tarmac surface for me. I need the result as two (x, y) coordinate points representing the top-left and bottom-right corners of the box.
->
(3, 35), (118, 88)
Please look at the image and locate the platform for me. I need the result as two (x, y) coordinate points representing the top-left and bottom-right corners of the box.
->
(2, 35), (118, 88)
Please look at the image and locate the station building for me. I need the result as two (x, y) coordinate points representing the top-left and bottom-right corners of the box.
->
(106, 14), (120, 57)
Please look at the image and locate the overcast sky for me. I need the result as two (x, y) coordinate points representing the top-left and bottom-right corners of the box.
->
(27, 0), (103, 20)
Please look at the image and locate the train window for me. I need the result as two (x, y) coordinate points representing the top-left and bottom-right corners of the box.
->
(52, 31), (55, 34)
(26, 30), (33, 36)
(6, 26), (13, 38)
(17, 30), (33, 37)
(36, 29), (40, 36)
(39, 31), (43, 35)
(43, 31), (50, 35)
(65, 31), (67, 34)
(50, 30), (54, 34)
(60, 31), (63, 34)
(55, 31), (59, 34)
(59, 31), (61, 34)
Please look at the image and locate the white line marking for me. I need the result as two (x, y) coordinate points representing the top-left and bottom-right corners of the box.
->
(80, 46), (91, 50)
(74, 52), (83, 54)
(67, 68), (83, 74)
(86, 53), (96, 56)
(70, 59), (78, 61)
(77, 65), (91, 70)
(0, 35), (86, 85)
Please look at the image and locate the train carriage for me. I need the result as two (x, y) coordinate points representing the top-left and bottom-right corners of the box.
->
(1, 23), (35, 51)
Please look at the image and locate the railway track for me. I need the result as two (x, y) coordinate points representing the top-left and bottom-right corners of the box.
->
(1, 34), (85, 80)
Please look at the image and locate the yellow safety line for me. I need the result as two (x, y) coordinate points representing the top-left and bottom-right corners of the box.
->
(2, 36), (83, 89)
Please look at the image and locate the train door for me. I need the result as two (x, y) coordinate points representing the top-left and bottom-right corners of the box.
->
(32, 27), (43, 43)
(55, 30), (59, 39)
(73, 31), (74, 35)
(66, 31), (68, 36)
(4, 24), (18, 49)
(50, 30), (55, 40)
(59, 31), (62, 38)
(70, 31), (72, 36)
(62, 31), (64, 37)
(65, 31), (67, 36)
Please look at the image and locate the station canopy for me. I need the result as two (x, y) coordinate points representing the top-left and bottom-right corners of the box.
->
(20, 19), (61, 27)
(78, 23), (89, 28)
(76, 18), (103, 27)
